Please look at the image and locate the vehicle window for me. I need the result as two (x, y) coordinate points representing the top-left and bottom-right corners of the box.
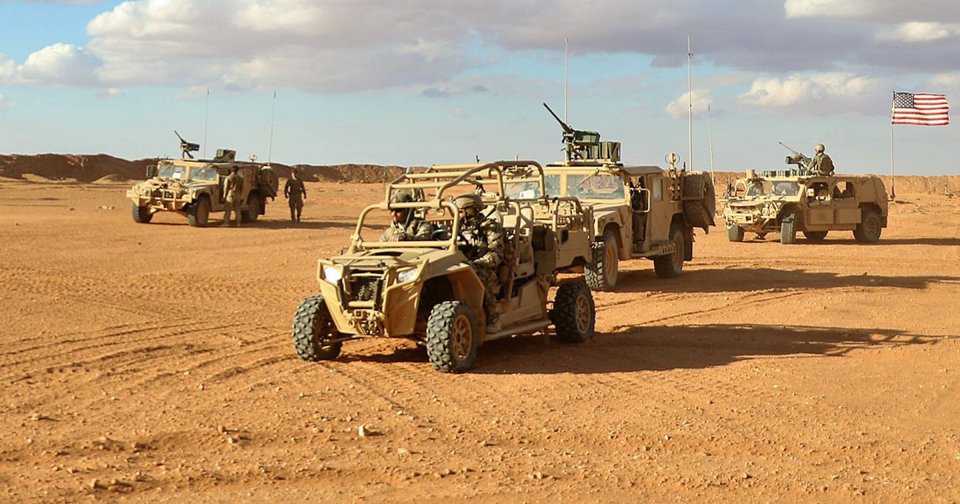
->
(190, 167), (217, 181)
(772, 182), (799, 196)
(653, 179), (663, 201)
(158, 164), (186, 180)
(568, 173), (625, 200)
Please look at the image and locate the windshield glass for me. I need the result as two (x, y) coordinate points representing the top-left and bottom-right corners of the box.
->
(772, 181), (800, 196)
(157, 164), (187, 180)
(567, 173), (624, 200)
(157, 163), (217, 182)
(503, 175), (561, 199)
(191, 166), (217, 181)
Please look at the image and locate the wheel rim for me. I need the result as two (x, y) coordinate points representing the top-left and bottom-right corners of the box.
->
(312, 308), (333, 344)
(604, 242), (618, 284)
(672, 234), (683, 269)
(866, 216), (879, 239)
(575, 293), (590, 334)
(452, 314), (472, 360)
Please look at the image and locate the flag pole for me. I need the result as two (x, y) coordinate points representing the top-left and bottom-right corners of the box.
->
(687, 35), (693, 170)
(890, 91), (896, 201)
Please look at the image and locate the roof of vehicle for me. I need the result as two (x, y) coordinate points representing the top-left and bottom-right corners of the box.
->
(543, 163), (664, 176)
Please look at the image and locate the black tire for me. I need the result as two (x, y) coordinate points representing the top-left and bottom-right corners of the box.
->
(654, 224), (685, 278)
(585, 229), (619, 291)
(187, 197), (210, 227)
(726, 224), (744, 242)
(803, 230), (828, 241)
(425, 301), (478, 373)
(131, 203), (153, 224)
(682, 172), (716, 230)
(291, 296), (343, 361)
(242, 192), (261, 223)
(550, 281), (595, 343)
(780, 211), (797, 244)
(854, 208), (882, 243)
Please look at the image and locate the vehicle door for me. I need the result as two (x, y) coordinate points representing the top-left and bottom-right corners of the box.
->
(831, 178), (860, 225)
(645, 174), (672, 242)
(803, 177), (834, 227)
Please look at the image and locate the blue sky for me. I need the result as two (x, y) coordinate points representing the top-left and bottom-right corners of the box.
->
(1, 0), (958, 175)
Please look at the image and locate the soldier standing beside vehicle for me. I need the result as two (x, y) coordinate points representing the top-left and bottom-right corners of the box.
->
(379, 193), (434, 242)
(807, 144), (835, 176)
(223, 166), (243, 227)
(454, 194), (505, 328)
(284, 168), (307, 223)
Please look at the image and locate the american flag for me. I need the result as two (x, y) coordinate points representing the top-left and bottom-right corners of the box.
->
(891, 92), (949, 126)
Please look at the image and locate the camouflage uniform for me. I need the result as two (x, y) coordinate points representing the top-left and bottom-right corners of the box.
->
(223, 170), (243, 227)
(284, 176), (307, 222)
(379, 218), (435, 242)
(808, 152), (835, 176)
(460, 217), (505, 325)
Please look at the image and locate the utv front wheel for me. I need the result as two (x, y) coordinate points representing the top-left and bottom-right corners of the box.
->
(585, 229), (619, 291)
(292, 296), (343, 361)
(131, 203), (153, 224)
(551, 281), (595, 343)
(780, 212), (797, 244)
(426, 301), (478, 373)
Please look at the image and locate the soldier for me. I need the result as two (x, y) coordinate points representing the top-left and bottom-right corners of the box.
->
(453, 193), (505, 328)
(222, 166), (243, 227)
(807, 144), (835, 176)
(379, 193), (434, 242)
(284, 168), (307, 223)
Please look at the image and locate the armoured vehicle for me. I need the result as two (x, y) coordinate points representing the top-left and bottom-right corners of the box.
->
(291, 161), (596, 373)
(722, 161), (888, 244)
(539, 103), (716, 291)
(127, 132), (278, 227)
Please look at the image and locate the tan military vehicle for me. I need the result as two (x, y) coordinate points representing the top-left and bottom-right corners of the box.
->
(127, 133), (278, 227)
(722, 166), (888, 244)
(540, 103), (716, 291)
(291, 161), (596, 373)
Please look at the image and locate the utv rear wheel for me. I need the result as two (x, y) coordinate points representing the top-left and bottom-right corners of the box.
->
(292, 296), (343, 361)
(854, 208), (882, 243)
(727, 224), (744, 242)
(131, 203), (153, 224)
(187, 197), (210, 227)
(426, 301), (478, 373)
(780, 212), (797, 244)
(804, 230), (828, 241)
(585, 229), (619, 291)
(242, 192), (261, 223)
(551, 281), (595, 343)
(654, 224), (685, 278)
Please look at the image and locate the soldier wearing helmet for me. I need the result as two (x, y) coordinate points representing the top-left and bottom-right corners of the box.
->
(284, 167), (307, 223)
(807, 143), (835, 176)
(379, 192), (434, 242)
(453, 193), (505, 328)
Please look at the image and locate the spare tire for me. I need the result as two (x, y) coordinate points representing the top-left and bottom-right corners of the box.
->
(682, 172), (716, 230)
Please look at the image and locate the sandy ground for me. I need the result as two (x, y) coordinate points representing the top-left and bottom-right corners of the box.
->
(1, 178), (959, 502)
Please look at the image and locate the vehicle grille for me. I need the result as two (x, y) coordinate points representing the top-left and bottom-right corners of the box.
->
(343, 274), (383, 307)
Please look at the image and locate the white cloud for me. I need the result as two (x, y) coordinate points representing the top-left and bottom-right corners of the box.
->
(875, 22), (959, 43)
(12, 43), (101, 86)
(666, 89), (713, 119)
(784, 0), (873, 19)
(784, 0), (959, 22)
(738, 72), (880, 113)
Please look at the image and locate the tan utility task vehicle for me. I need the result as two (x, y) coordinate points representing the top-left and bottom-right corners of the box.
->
(291, 161), (596, 373)
(127, 133), (278, 226)
(722, 167), (888, 244)
(541, 103), (716, 291)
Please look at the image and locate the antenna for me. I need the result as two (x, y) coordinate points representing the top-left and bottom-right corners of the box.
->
(707, 103), (716, 187)
(268, 91), (277, 164)
(202, 88), (210, 159)
(564, 37), (569, 123)
(687, 36), (694, 170)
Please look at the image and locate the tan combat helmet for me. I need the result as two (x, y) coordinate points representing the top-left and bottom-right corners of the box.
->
(453, 193), (485, 211)
(814, 144), (825, 154)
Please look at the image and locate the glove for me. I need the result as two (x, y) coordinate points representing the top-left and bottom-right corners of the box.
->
(390, 231), (407, 242)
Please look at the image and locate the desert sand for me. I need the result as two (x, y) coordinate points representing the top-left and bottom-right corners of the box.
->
(1, 172), (959, 502)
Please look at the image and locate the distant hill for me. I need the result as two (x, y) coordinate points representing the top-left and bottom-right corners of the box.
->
(0, 153), (957, 194)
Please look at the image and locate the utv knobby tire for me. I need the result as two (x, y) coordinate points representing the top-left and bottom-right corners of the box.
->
(803, 230), (828, 241)
(727, 224), (744, 242)
(682, 172), (716, 230)
(131, 203), (153, 224)
(187, 197), (210, 227)
(551, 281), (595, 343)
(242, 192), (261, 224)
(854, 208), (882, 243)
(426, 301), (479, 373)
(654, 224), (685, 278)
(780, 212), (797, 244)
(585, 229), (619, 291)
(291, 296), (343, 361)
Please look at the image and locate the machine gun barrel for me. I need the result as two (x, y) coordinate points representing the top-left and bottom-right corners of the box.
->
(778, 141), (801, 156)
(542, 102), (574, 134)
(174, 130), (200, 159)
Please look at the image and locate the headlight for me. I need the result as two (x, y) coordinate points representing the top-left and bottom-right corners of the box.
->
(322, 265), (343, 283)
(396, 267), (419, 284)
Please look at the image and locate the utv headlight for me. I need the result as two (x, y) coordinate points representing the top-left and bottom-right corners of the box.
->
(322, 265), (343, 283)
(396, 267), (419, 284)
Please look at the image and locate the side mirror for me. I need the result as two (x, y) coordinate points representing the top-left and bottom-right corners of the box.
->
(145, 165), (158, 179)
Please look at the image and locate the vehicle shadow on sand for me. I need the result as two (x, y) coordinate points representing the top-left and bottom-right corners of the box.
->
(470, 323), (944, 375)
(613, 267), (959, 294)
